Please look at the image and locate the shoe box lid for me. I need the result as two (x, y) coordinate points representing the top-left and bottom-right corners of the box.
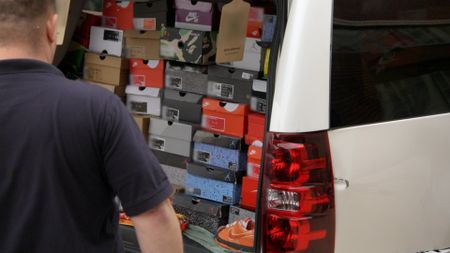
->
(164, 89), (203, 104)
(202, 98), (248, 116)
(89, 26), (124, 57)
(175, 0), (212, 12)
(134, 0), (169, 15)
(84, 52), (129, 86)
(149, 117), (198, 142)
(165, 61), (208, 95)
(160, 27), (217, 65)
(124, 30), (160, 59)
(152, 149), (189, 169)
(102, 0), (134, 30)
(187, 162), (244, 184)
(193, 130), (245, 150)
(126, 85), (161, 97)
(130, 59), (164, 88)
(173, 192), (230, 218)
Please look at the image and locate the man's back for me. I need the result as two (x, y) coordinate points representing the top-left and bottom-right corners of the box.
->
(0, 59), (171, 253)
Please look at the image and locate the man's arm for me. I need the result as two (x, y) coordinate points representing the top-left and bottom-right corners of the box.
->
(131, 199), (183, 253)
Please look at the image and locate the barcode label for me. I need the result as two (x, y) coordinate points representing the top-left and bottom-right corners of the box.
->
(150, 137), (166, 151)
(166, 107), (180, 121)
(194, 150), (211, 163)
(169, 76), (183, 89)
(209, 82), (234, 100)
(131, 101), (148, 113)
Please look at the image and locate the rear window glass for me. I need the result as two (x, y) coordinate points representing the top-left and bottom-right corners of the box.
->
(330, 0), (450, 128)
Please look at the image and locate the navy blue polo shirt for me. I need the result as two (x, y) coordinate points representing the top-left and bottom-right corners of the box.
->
(0, 59), (172, 253)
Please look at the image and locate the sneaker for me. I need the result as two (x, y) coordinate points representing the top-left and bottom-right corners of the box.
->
(215, 218), (255, 252)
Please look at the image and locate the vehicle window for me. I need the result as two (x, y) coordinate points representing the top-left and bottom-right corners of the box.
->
(330, 0), (450, 128)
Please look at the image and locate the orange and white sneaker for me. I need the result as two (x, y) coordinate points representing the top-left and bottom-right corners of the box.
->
(215, 218), (255, 252)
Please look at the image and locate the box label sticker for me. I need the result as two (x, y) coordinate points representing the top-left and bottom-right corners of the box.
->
(209, 82), (234, 100)
(202, 115), (226, 132)
(131, 75), (146, 86)
(103, 29), (120, 42)
(242, 72), (253, 80)
(194, 150), (211, 164)
(223, 195), (233, 204)
(251, 97), (267, 113)
(228, 162), (238, 171)
(150, 137), (166, 151)
(131, 101), (148, 113)
(127, 46), (146, 58)
(166, 107), (180, 121)
(168, 76), (183, 89)
(134, 18), (157, 30)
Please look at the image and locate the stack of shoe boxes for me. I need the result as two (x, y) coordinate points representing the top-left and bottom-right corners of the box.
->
(74, 0), (277, 236)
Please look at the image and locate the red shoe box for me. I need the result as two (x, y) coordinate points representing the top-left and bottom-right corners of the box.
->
(245, 112), (265, 145)
(102, 0), (134, 30)
(247, 144), (262, 178)
(74, 12), (102, 48)
(241, 176), (259, 211)
(202, 98), (249, 138)
(247, 7), (264, 38)
(129, 59), (164, 88)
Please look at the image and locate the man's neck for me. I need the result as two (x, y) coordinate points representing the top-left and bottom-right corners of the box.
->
(0, 46), (51, 63)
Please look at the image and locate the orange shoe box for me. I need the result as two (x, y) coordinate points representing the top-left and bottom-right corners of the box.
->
(246, 7), (264, 38)
(201, 98), (249, 138)
(247, 144), (262, 178)
(245, 113), (265, 145)
(241, 176), (259, 211)
(130, 59), (164, 88)
(102, 0), (134, 30)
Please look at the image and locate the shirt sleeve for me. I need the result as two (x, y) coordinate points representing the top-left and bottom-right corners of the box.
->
(98, 94), (173, 217)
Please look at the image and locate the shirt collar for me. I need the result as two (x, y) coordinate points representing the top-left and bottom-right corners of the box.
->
(0, 59), (64, 77)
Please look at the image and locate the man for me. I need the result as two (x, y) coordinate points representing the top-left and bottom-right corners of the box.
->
(0, 1), (183, 253)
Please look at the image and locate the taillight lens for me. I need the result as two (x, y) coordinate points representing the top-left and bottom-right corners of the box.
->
(260, 131), (335, 253)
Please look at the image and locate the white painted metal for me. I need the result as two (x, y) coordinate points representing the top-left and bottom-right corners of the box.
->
(329, 113), (450, 253)
(270, 0), (332, 133)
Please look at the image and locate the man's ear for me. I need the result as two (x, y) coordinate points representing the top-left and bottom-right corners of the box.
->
(46, 13), (58, 44)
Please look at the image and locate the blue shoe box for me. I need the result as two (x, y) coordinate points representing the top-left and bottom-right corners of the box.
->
(193, 130), (247, 171)
(185, 173), (242, 205)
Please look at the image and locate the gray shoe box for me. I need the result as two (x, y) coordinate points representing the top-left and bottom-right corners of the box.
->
(251, 79), (267, 114)
(228, 206), (256, 224)
(162, 89), (204, 124)
(165, 61), (209, 95)
(187, 163), (244, 184)
(207, 65), (258, 104)
(148, 117), (198, 157)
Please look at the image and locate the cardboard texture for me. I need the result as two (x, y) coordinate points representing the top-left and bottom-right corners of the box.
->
(202, 98), (249, 138)
(124, 30), (161, 59)
(240, 176), (258, 211)
(175, 0), (214, 31)
(207, 65), (257, 104)
(245, 112), (265, 145)
(250, 79), (267, 114)
(185, 174), (242, 205)
(160, 27), (217, 65)
(83, 52), (129, 86)
(161, 165), (187, 187)
(132, 115), (150, 139)
(165, 61), (208, 95)
(246, 7), (264, 38)
(262, 15), (277, 42)
(133, 0), (170, 31)
(102, 0), (134, 30)
(129, 59), (164, 88)
(215, 0), (250, 63)
(148, 118), (198, 157)
(229, 206), (256, 224)
(162, 89), (203, 124)
(87, 81), (126, 98)
(89, 26), (124, 57)
(247, 144), (263, 178)
(193, 130), (247, 171)
(172, 193), (229, 234)
(125, 86), (162, 116)
(56, 0), (71, 45)
(218, 37), (262, 72)
(152, 149), (189, 169)
(74, 12), (102, 48)
(187, 163), (244, 184)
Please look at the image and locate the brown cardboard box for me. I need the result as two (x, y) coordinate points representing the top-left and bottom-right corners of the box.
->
(124, 30), (160, 60)
(83, 52), (129, 86)
(133, 115), (150, 139)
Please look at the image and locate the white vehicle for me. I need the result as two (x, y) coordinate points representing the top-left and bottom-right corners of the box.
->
(254, 0), (450, 253)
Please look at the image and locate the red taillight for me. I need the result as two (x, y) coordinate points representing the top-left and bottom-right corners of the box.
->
(260, 131), (335, 253)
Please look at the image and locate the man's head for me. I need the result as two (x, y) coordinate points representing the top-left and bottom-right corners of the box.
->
(0, 0), (58, 63)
